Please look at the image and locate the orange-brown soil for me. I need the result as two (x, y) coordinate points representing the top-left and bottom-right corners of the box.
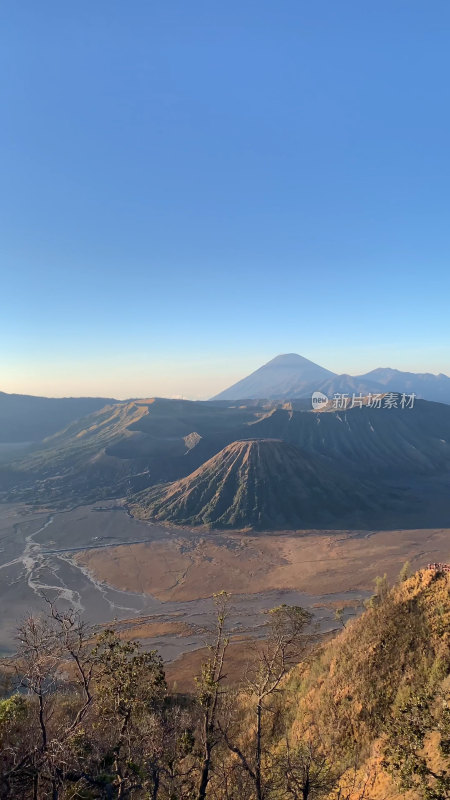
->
(74, 526), (450, 601)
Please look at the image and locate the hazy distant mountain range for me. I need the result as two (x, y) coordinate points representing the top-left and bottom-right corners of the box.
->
(1, 353), (449, 445)
(1, 354), (450, 530)
(0, 391), (118, 443)
(212, 353), (450, 404)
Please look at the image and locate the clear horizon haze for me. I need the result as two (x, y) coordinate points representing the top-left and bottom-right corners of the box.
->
(1, 1), (450, 399)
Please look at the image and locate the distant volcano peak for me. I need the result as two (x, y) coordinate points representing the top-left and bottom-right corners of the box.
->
(212, 354), (450, 404)
(265, 353), (328, 368)
(269, 352), (319, 362)
(212, 353), (335, 401)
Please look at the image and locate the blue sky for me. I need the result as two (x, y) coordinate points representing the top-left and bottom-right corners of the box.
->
(1, 1), (450, 398)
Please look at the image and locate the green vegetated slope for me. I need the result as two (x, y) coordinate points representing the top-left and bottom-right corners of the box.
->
(129, 438), (386, 529)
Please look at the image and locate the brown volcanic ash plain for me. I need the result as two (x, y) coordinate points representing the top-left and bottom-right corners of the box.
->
(74, 525), (450, 602)
(74, 521), (450, 687)
(1, 500), (449, 687)
(68, 520), (450, 689)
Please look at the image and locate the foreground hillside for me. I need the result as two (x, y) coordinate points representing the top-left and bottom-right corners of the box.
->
(0, 568), (448, 799)
(278, 568), (450, 799)
(129, 438), (385, 529)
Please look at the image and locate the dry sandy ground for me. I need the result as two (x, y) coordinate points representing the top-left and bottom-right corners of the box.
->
(0, 503), (360, 661)
(74, 523), (450, 687)
(110, 616), (192, 641)
(74, 526), (450, 601)
(2, 500), (448, 687)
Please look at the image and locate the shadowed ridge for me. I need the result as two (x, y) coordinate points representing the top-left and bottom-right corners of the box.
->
(129, 438), (380, 530)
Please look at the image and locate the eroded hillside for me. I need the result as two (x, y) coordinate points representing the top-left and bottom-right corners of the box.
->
(129, 438), (386, 529)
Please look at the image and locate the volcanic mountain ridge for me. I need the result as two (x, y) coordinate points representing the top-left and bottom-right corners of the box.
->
(129, 438), (383, 530)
